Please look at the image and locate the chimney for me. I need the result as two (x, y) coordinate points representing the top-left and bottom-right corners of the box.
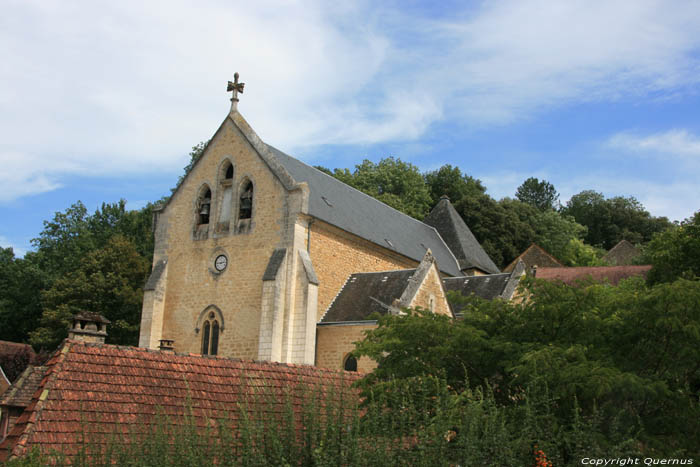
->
(159, 339), (175, 353)
(68, 312), (110, 344)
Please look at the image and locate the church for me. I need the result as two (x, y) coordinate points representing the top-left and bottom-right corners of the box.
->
(138, 75), (518, 372)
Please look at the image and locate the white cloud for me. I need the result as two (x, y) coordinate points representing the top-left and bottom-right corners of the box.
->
(608, 129), (700, 159)
(1, 0), (700, 202)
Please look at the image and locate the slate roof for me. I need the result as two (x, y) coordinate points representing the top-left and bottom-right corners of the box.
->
(503, 243), (563, 273)
(0, 365), (47, 409)
(266, 145), (462, 276)
(603, 240), (641, 266)
(0, 341), (361, 462)
(535, 265), (652, 286)
(422, 197), (500, 274)
(443, 274), (512, 302)
(320, 270), (416, 323)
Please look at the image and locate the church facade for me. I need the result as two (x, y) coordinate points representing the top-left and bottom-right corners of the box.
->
(139, 80), (506, 371)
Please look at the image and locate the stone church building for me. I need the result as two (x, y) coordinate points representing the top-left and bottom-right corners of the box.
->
(139, 77), (514, 372)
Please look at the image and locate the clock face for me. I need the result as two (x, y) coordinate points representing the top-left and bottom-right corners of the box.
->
(214, 255), (228, 272)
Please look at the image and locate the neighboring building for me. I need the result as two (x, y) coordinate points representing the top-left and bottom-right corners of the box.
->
(0, 367), (9, 398)
(603, 240), (641, 266)
(535, 265), (652, 286)
(503, 243), (563, 273)
(0, 339), (359, 462)
(139, 77), (501, 370)
(0, 365), (46, 444)
(443, 260), (526, 316)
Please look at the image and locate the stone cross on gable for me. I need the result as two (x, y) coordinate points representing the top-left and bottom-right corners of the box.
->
(227, 72), (245, 111)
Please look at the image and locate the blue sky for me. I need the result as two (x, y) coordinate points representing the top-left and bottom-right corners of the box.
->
(2, 0), (700, 256)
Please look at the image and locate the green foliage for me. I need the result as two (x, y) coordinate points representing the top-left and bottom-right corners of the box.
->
(516, 177), (560, 211)
(0, 248), (46, 343)
(559, 238), (607, 267)
(562, 190), (672, 249)
(423, 164), (487, 205)
(354, 277), (700, 457)
(327, 157), (434, 219)
(30, 235), (150, 349)
(643, 211), (700, 284)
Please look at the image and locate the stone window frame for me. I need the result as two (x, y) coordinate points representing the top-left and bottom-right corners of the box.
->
(234, 176), (255, 234)
(215, 157), (236, 234)
(195, 306), (225, 355)
(193, 183), (214, 240)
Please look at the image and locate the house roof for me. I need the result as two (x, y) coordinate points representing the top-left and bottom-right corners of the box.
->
(442, 261), (525, 314)
(266, 145), (462, 276)
(603, 240), (641, 266)
(320, 270), (416, 323)
(422, 197), (500, 275)
(0, 341), (361, 462)
(0, 365), (46, 409)
(503, 243), (563, 272)
(535, 265), (652, 286)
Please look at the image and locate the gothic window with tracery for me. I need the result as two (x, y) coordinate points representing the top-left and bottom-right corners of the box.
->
(201, 312), (219, 355)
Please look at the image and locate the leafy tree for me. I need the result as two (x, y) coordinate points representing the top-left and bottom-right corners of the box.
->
(562, 191), (672, 249)
(531, 210), (587, 262)
(559, 238), (607, 266)
(516, 177), (560, 211)
(327, 157), (433, 219)
(354, 276), (700, 455)
(30, 235), (150, 350)
(643, 211), (700, 284)
(0, 248), (46, 343)
(424, 164), (487, 206)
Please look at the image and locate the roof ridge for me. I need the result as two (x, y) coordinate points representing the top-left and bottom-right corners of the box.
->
(266, 144), (439, 230)
(319, 274), (353, 323)
(0, 341), (73, 460)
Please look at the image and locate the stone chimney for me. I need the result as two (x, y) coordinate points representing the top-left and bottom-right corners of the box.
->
(158, 339), (175, 353)
(68, 312), (110, 344)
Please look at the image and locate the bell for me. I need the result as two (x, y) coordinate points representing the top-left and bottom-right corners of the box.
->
(200, 203), (210, 216)
(240, 198), (252, 210)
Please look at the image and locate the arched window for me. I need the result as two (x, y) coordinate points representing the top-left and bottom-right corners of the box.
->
(197, 186), (212, 225)
(343, 354), (358, 372)
(239, 181), (253, 220)
(201, 311), (220, 356)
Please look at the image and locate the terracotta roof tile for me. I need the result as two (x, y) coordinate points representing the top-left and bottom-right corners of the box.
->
(536, 265), (651, 286)
(0, 341), (361, 462)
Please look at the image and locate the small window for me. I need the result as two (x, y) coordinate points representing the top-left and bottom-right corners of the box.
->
(239, 181), (253, 220)
(343, 354), (358, 372)
(201, 312), (220, 356)
(225, 164), (233, 179)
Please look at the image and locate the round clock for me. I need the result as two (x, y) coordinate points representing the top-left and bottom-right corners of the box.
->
(214, 254), (228, 272)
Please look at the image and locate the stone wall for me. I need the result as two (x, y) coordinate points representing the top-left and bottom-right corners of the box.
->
(315, 323), (378, 372)
(309, 220), (417, 319)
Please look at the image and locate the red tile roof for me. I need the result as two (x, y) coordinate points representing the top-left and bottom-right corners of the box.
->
(0, 365), (47, 408)
(535, 265), (652, 286)
(0, 341), (361, 462)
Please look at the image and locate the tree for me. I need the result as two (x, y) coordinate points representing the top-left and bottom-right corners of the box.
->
(354, 276), (700, 456)
(643, 211), (700, 284)
(559, 238), (607, 266)
(328, 157), (433, 219)
(562, 191), (672, 249)
(424, 164), (487, 206)
(531, 210), (587, 261)
(30, 235), (150, 350)
(515, 177), (559, 211)
(0, 248), (46, 343)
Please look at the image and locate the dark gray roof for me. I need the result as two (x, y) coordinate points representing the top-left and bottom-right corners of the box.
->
(320, 270), (416, 323)
(443, 274), (512, 313)
(265, 145), (462, 276)
(423, 197), (500, 274)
